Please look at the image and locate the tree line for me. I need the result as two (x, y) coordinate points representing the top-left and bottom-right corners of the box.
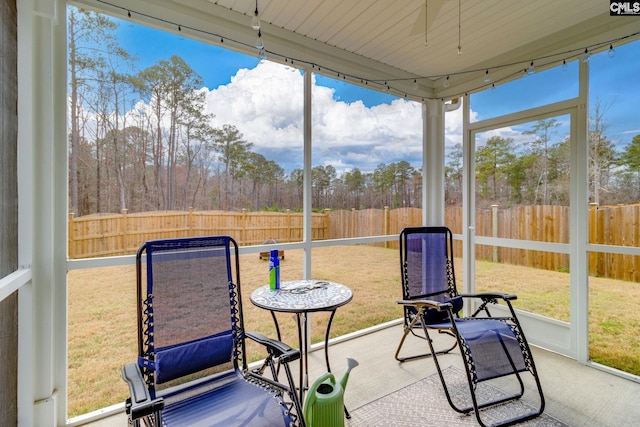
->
(68, 6), (640, 217)
(443, 107), (640, 209)
(68, 7), (423, 215)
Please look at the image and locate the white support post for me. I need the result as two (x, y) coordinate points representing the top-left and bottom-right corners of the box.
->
(572, 59), (590, 363)
(18, 0), (68, 425)
(423, 99), (445, 226)
(462, 95), (475, 300)
(302, 67), (313, 351)
(303, 67), (312, 280)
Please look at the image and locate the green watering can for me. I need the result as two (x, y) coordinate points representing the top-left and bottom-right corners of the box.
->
(304, 358), (359, 427)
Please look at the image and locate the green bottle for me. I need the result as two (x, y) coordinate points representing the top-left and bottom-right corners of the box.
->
(269, 249), (280, 290)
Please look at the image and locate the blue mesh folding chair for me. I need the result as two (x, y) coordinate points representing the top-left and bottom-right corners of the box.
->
(121, 236), (304, 427)
(396, 227), (545, 427)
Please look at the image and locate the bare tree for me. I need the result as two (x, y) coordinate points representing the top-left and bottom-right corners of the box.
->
(67, 6), (119, 215)
(524, 118), (560, 204)
(134, 55), (206, 209)
(589, 100), (617, 205)
(210, 125), (253, 210)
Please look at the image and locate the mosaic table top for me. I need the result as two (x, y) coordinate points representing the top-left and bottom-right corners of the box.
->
(250, 280), (353, 313)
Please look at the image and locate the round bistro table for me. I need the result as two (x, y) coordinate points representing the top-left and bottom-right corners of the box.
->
(250, 280), (353, 405)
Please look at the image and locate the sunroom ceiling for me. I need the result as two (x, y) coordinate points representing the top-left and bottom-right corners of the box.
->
(133, 0), (638, 99)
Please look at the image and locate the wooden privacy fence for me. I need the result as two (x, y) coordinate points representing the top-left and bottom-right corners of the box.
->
(68, 208), (328, 259)
(69, 204), (640, 282)
(474, 204), (570, 272)
(588, 203), (640, 283)
(469, 204), (640, 282)
(326, 207), (423, 246)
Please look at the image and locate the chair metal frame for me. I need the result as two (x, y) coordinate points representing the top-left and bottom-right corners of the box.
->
(396, 226), (545, 427)
(121, 235), (305, 427)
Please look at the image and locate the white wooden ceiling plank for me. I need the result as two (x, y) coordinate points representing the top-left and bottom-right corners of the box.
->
(302, 1), (366, 41)
(193, 0), (616, 95)
(338, 2), (422, 54)
(257, 0), (327, 33)
(324, 0), (419, 45)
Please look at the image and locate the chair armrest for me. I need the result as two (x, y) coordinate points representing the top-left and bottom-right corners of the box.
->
(246, 331), (301, 364)
(461, 292), (517, 301)
(398, 299), (453, 311)
(121, 363), (164, 420)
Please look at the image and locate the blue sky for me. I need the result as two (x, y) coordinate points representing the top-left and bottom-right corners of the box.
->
(472, 41), (640, 151)
(115, 21), (259, 90)
(115, 18), (397, 108)
(112, 15), (422, 174)
(110, 12), (640, 173)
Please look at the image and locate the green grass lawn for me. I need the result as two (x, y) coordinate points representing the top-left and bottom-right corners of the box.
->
(67, 245), (640, 417)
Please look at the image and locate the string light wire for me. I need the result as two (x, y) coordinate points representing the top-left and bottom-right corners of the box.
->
(425, 0), (428, 46)
(457, 0), (462, 55)
(96, 0), (639, 102)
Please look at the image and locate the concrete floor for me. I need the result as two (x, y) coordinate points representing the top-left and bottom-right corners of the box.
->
(82, 322), (640, 427)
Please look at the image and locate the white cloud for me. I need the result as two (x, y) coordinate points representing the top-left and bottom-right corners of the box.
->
(202, 61), (426, 174)
(121, 60), (534, 176)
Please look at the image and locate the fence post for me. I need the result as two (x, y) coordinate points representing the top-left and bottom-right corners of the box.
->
(242, 209), (247, 245)
(324, 209), (330, 240)
(121, 209), (128, 255)
(68, 213), (75, 258)
(491, 204), (498, 262)
(589, 202), (598, 278)
(287, 209), (292, 242)
(589, 203), (598, 244)
(188, 207), (194, 236)
(350, 208), (356, 238)
(384, 206), (390, 248)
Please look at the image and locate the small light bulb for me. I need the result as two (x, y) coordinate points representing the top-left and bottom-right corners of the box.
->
(251, 15), (261, 30)
(483, 70), (491, 83)
(251, 8), (261, 30)
(255, 30), (264, 49)
(443, 76), (450, 88)
(608, 44), (615, 59)
(412, 79), (419, 89)
(581, 48), (591, 63)
(562, 59), (567, 71)
(527, 61), (535, 75)
(457, 45), (462, 55)
(259, 49), (266, 62)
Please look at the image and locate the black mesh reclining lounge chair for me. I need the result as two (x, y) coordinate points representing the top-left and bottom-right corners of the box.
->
(396, 226), (545, 427)
(121, 235), (304, 427)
